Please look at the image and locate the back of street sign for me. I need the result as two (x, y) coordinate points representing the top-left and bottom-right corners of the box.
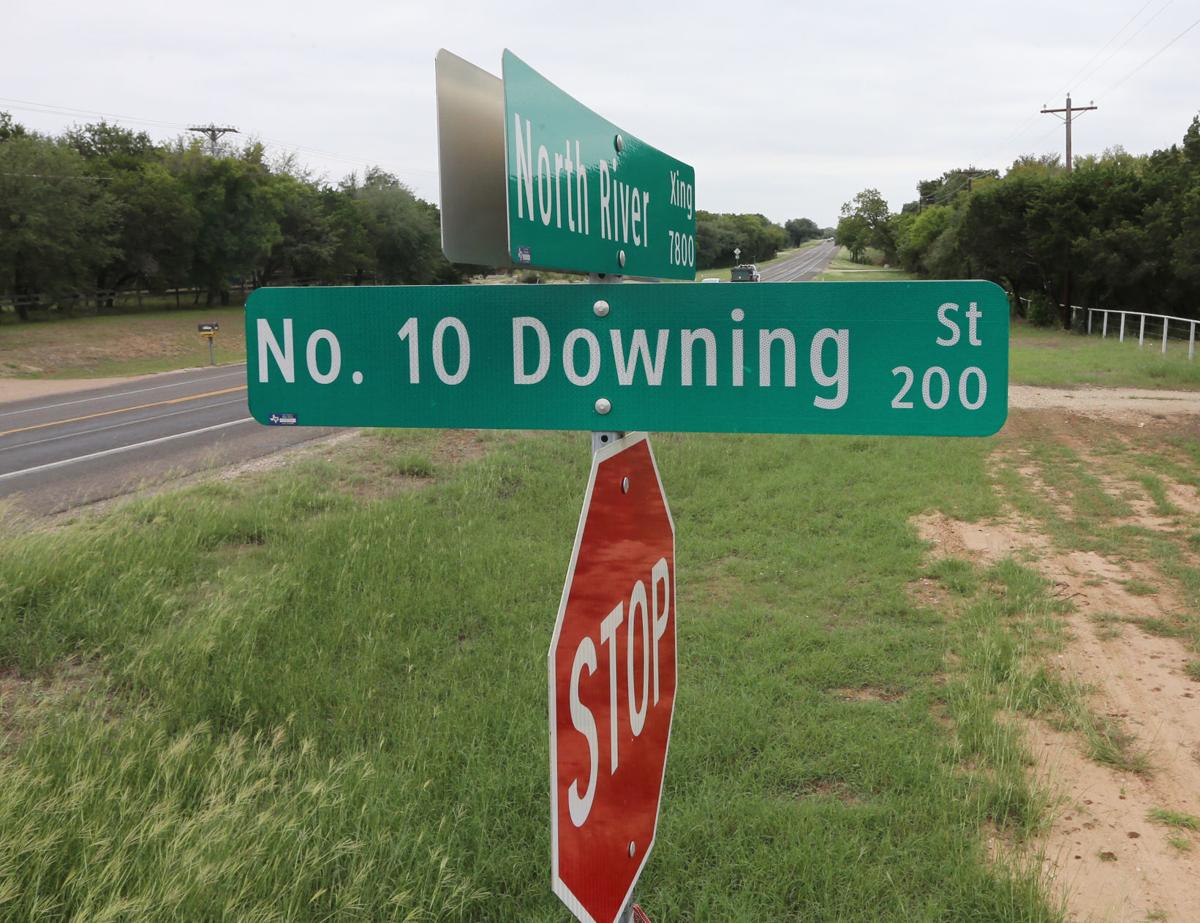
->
(246, 280), (1009, 437)
(435, 49), (697, 280)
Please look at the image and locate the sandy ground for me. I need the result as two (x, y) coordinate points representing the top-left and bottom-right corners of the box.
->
(0, 375), (142, 403)
(916, 443), (1200, 922)
(1009, 385), (1200, 419)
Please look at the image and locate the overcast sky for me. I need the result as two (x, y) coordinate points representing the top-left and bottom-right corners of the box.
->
(5, 0), (1199, 226)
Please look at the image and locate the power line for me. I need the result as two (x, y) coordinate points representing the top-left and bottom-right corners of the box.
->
(974, 0), (1171, 167)
(1050, 0), (1158, 99)
(0, 95), (436, 182)
(1071, 0), (1176, 91)
(1098, 12), (1200, 96)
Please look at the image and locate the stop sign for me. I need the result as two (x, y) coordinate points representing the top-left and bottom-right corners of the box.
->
(548, 433), (677, 923)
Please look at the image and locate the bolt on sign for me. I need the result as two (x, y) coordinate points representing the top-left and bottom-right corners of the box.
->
(548, 433), (676, 923)
(244, 280), (1008, 436)
(435, 49), (696, 280)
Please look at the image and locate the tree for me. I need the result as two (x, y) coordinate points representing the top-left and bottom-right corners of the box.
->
(784, 217), (820, 246)
(349, 169), (460, 284)
(172, 142), (284, 305)
(835, 214), (870, 262)
(0, 111), (27, 142)
(66, 122), (198, 303)
(839, 188), (898, 263)
(0, 133), (118, 319)
(695, 211), (788, 269)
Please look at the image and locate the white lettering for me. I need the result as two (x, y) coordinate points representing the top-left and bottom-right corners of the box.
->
(936, 303), (961, 346)
(576, 141), (589, 235)
(432, 317), (470, 385)
(536, 145), (552, 226)
(512, 317), (550, 385)
(611, 329), (669, 386)
(563, 329), (601, 386)
(631, 188), (642, 246)
(681, 329), (717, 386)
(514, 115), (534, 221)
(651, 557), (670, 705)
(306, 329), (340, 384)
(627, 580), (650, 737)
(567, 638), (598, 827)
(257, 318), (294, 383)
(759, 328), (796, 388)
(966, 302), (983, 346)
(599, 603), (624, 774)
(599, 159), (610, 240)
(811, 328), (849, 409)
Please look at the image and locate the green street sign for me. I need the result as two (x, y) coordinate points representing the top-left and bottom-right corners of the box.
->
(502, 52), (696, 280)
(246, 281), (1008, 436)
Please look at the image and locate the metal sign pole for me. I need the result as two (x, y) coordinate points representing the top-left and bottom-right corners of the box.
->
(589, 271), (625, 456)
(590, 269), (634, 922)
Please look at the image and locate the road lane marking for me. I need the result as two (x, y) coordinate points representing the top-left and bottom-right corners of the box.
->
(0, 367), (246, 419)
(0, 417), (256, 482)
(0, 397), (247, 455)
(0, 386), (247, 438)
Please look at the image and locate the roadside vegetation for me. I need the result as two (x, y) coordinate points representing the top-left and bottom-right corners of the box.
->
(834, 114), (1200, 329)
(1009, 325), (1200, 390)
(0, 304), (247, 378)
(0, 425), (1063, 920)
(0, 113), (462, 322)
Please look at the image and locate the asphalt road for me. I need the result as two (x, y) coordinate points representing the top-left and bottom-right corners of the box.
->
(0, 364), (336, 516)
(758, 239), (840, 281)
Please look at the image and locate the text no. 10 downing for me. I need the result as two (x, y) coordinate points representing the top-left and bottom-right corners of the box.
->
(255, 300), (994, 414)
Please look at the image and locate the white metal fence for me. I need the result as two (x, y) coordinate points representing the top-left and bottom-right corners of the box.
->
(1069, 305), (1198, 360)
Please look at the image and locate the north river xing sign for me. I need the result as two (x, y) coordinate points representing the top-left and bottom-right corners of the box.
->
(245, 280), (1009, 437)
(435, 49), (697, 280)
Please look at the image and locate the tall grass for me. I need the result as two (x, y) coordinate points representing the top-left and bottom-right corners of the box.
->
(0, 429), (1058, 920)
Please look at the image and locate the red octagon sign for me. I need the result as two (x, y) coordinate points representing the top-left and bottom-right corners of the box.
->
(548, 433), (677, 923)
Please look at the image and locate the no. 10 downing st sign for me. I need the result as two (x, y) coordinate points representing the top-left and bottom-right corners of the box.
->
(245, 280), (1008, 436)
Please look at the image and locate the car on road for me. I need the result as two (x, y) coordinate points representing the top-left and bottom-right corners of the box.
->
(730, 264), (760, 282)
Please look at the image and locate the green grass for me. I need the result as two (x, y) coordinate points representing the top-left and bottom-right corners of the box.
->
(0, 304), (247, 379)
(0, 428), (1059, 921)
(1009, 325), (1200, 390)
(814, 247), (917, 282)
(1147, 807), (1200, 830)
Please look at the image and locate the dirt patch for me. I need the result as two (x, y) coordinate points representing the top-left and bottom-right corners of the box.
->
(0, 660), (103, 747)
(1010, 386), (1200, 421)
(1022, 716), (1200, 922)
(915, 509), (1200, 920)
(1165, 479), (1200, 517)
(914, 511), (1048, 564)
(0, 375), (143, 404)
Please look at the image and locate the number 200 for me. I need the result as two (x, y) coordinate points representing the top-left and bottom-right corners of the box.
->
(892, 366), (987, 411)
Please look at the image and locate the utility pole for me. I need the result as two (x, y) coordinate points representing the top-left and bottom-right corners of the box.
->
(187, 124), (239, 157)
(1040, 95), (1096, 329)
(1040, 95), (1096, 173)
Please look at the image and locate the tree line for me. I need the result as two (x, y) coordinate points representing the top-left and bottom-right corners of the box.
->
(695, 212), (827, 270)
(0, 109), (838, 320)
(0, 114), (462, 320)
(835, 114), (1200, 326)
